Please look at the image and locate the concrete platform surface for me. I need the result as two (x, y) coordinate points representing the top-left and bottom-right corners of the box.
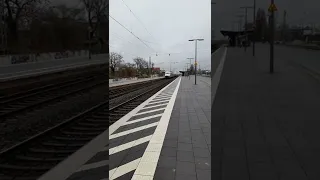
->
(211, 46), (320, 180)
(153, 75), (211, 180)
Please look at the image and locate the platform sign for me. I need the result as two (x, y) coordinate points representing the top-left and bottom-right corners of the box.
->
(268, 3), (277, 12)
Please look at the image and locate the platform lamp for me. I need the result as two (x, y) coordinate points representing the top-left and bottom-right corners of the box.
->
(188, 39), (204, 85)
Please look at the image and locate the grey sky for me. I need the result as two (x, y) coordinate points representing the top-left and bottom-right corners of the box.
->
(110, 0), (211, 72)
(213, 0), (320, 39)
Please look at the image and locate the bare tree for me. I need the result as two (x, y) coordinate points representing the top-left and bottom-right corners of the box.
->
(133, 57), (148, 69)
(29, 4), (86, 52)
(81, 0), (107, 41)
(52, 4), (85, 20)
(133, 57), (150, 76)
(1, 0), (49, 51)
(109, 52), (123, 75)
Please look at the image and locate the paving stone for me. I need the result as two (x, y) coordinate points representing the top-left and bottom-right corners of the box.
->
(177, 143), (193, 151)
(154, 167), (175, 180)
(196, 169), (211, 180)
(157, 156), (177, 168)
(156, 76), (211, 180)
(176, 161), (196, 175)
(177, 151), (194, 162)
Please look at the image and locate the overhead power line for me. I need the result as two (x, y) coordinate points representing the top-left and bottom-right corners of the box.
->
(140, 38), (160, 45)
(120, 0), (158, 43)
(110, 32), (137, 46)
(109, 15), (156, 52)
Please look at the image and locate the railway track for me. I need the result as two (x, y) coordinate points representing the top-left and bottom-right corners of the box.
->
(0, 64), (108, 97)
(0, 77), (164, 121)
(0, 77), (175, 180)
(109, 78), (165, 99)
(0, 73), (108, 120)
(0, 71), (105, 102)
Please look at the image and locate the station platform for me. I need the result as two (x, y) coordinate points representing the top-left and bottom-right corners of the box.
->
(0, 54), (107, 81)
(109, 77), (164, 87)
(39, 74), (211, 180)
(211, 46), (320, 179)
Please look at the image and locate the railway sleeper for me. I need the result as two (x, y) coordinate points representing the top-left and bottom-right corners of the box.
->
(28, 147), (74, 154)
(97, 111), (108, 115)
(0, 174), (39, 180)
(109, 115), (126, 120)
(70, 126), (107, 131)
(41, 142), (84, 148)
(113, 110), (131, 114)
(85, 118), (108, 123)
(114, 108), (132, 111)
(91, 114), (108, 119)
(60, 130), (100, 136)
(15, 155), (63, 163)
(109, 113), (122, 117)
(77, 122), (108, 127)
(0, 164), (50, 171)
(51, 135), (94, 141)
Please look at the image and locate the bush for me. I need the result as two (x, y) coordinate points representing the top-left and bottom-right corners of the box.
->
(137, 74), (150, 79)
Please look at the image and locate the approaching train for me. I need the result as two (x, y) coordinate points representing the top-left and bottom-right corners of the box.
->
(164, 71), (174, 78)
(165, 71), (181, 78)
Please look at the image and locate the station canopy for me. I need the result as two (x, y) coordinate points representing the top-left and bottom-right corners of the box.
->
(220, 30), (254, 37)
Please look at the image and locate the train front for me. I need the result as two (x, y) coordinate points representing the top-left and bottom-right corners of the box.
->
(164, 71), (171, 78)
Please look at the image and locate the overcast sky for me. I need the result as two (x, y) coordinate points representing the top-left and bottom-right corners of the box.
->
(213, 0), (320, 39)
(109, 0), (211, 72)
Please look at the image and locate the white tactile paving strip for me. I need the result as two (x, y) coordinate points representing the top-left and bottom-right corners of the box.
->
(109, 77), (181, 180)
(40, 77), (182, 180)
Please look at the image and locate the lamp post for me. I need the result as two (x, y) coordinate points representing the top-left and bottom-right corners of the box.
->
(188, 39), (204, 85)
(253, 0), (256, 56)
(88, 26), (92, 59)
(240, 6), (253, 52)
(269, 0), (275, 73)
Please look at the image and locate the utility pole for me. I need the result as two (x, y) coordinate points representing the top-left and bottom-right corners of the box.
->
(240, 6), (253, 52)
(269, 0), (276, 73)
(282, 10), (287, 42)
(245, 8), (247, 51)
(0, 0), (7, 55)
(88, 26), (92, 59)
(149, 56), (151, 77)
(186, 58), (194, 80)
(253, 0), (256, 56)
(188, 39), (204, 85)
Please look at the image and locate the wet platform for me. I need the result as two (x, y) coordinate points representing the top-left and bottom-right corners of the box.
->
(152, 75), (211, 180)
(211, 45), (320, 180)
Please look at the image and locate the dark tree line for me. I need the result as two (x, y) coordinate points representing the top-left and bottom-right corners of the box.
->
(0, 0), (108, 54)
(109, 52), (157, 79)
